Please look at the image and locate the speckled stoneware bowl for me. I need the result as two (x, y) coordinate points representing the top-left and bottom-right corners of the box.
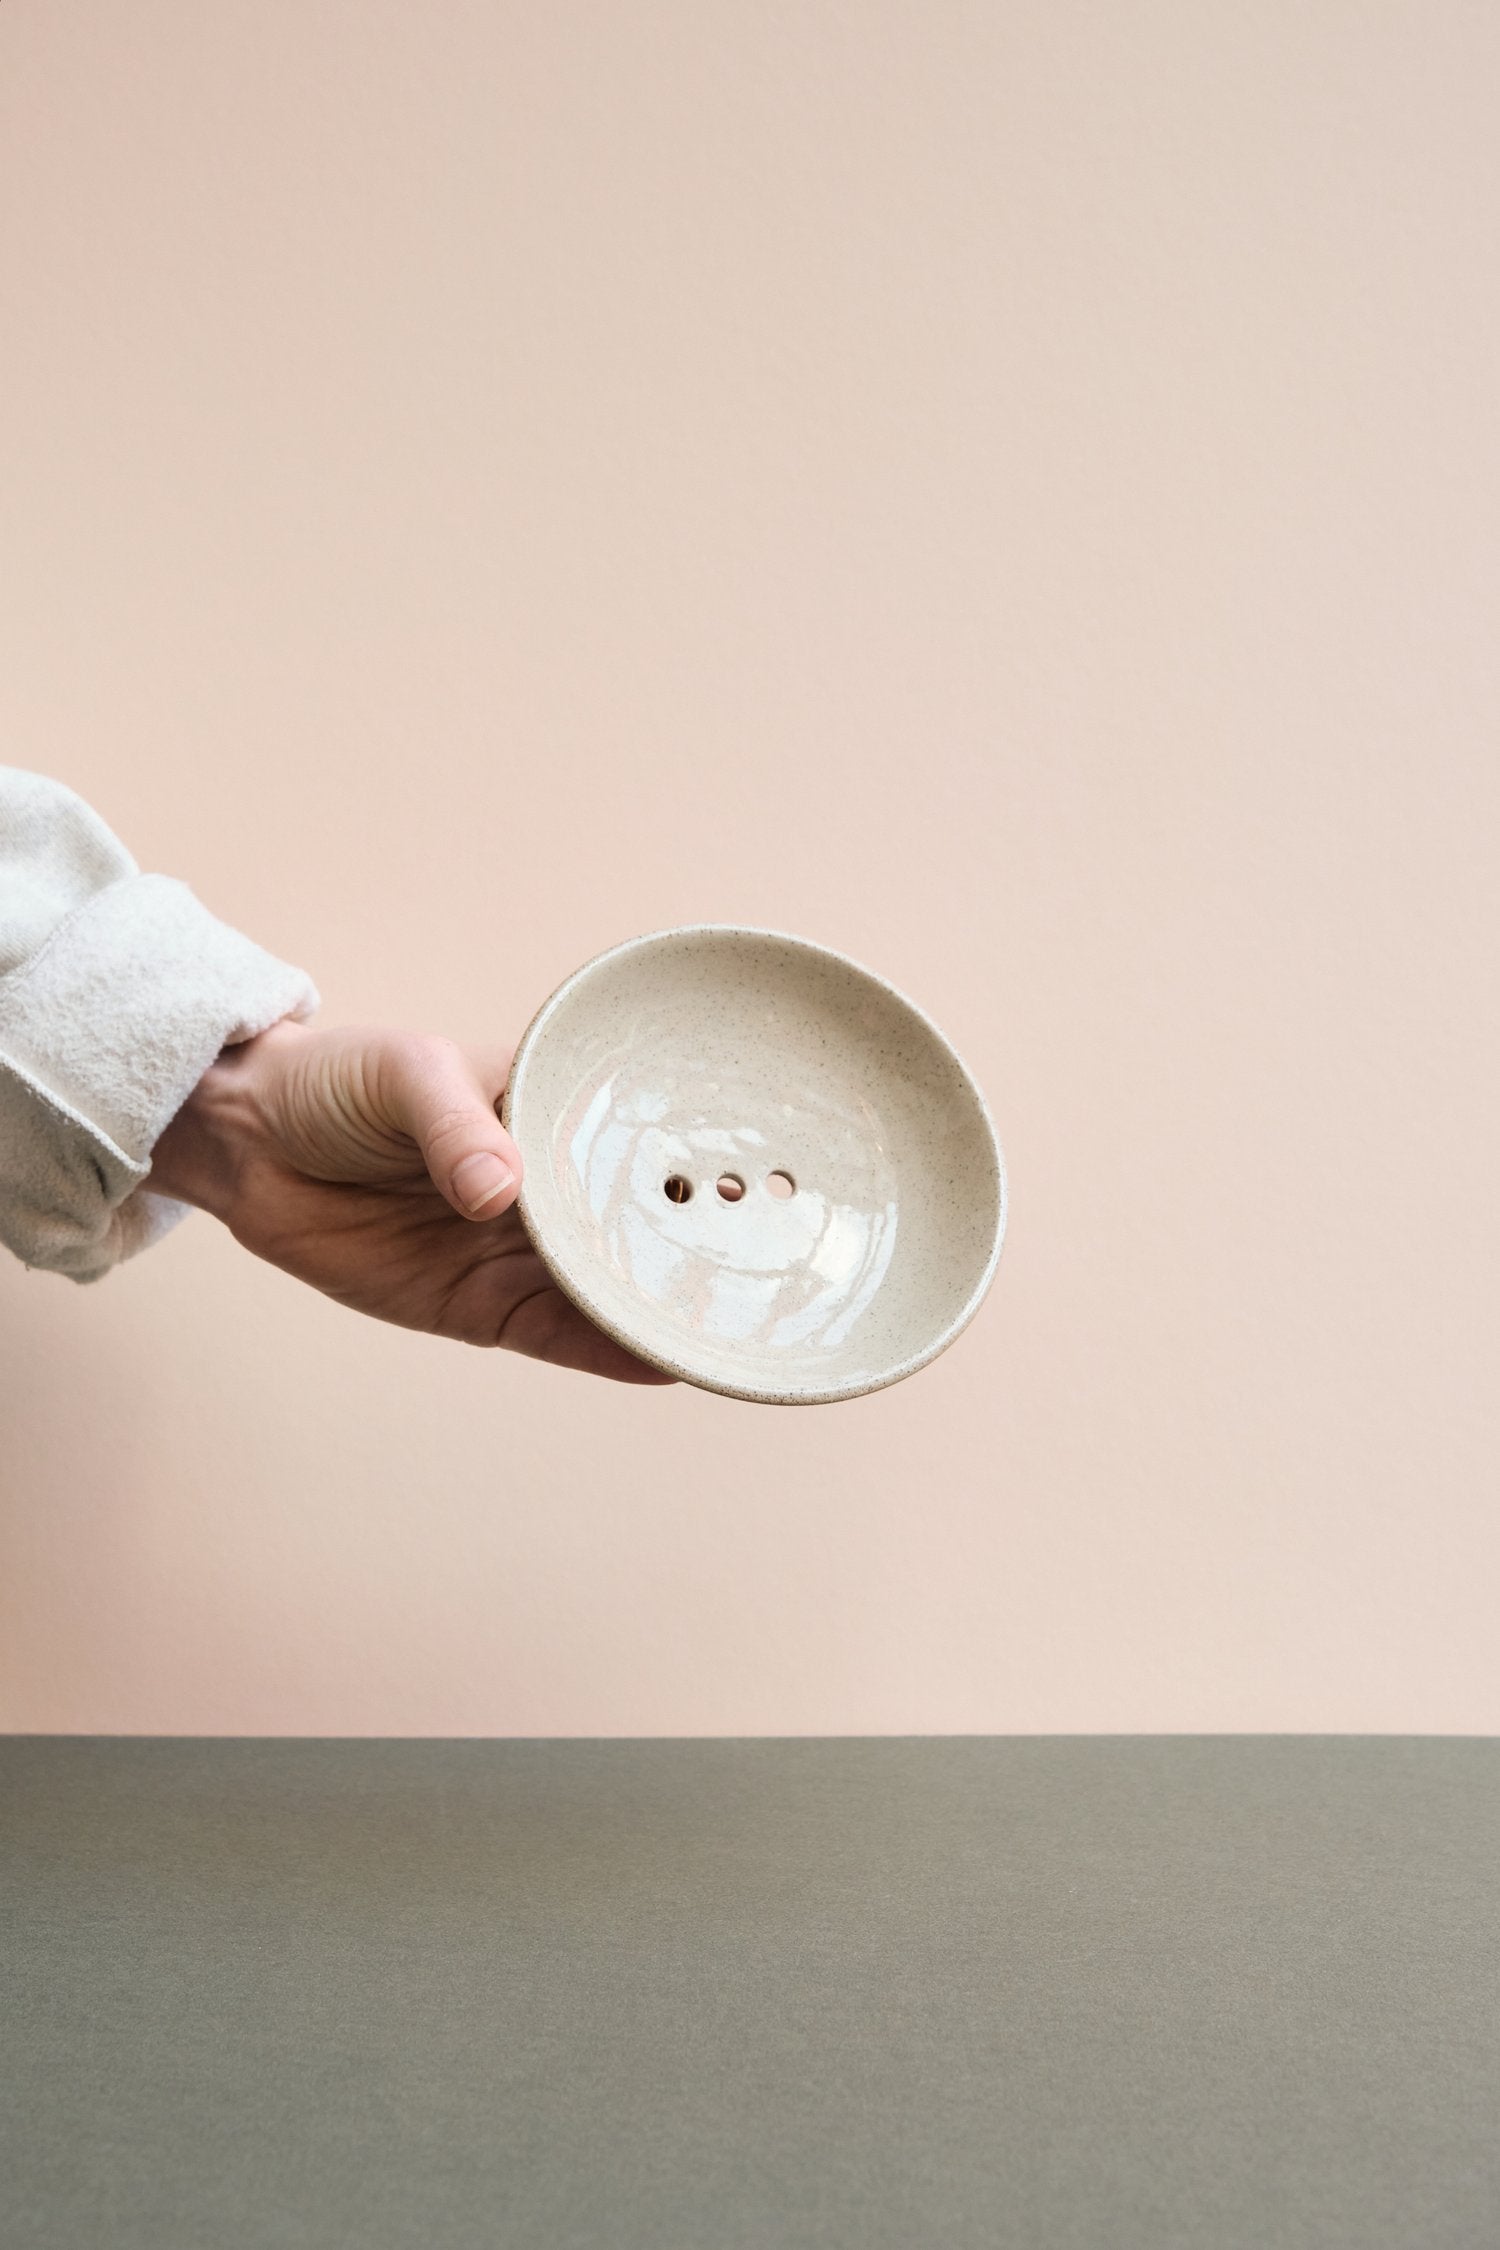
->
(501, 928), (1007, 1404)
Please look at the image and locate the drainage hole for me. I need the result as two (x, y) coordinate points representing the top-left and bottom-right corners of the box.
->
(663, 1175), (693, 1204)
(715, 1174), (746, 1203)
(766, 1170), (796, 1199)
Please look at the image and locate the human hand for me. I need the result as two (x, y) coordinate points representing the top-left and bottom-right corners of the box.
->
(147, 1018), (674, 1385)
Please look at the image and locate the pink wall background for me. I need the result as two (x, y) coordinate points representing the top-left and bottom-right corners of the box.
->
(3, 3), (1496, 1734)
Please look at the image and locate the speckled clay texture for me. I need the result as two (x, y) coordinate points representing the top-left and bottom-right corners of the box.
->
(502, 928), (1007, 1403)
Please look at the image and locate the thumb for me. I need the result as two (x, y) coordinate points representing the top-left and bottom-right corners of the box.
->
(382, 1035), (524, 1221)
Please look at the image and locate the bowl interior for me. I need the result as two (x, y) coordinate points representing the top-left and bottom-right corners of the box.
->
(504, 929), (1004, 1402)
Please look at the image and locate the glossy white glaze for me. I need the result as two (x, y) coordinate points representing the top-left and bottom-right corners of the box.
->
(502, 928), (1006, 1403)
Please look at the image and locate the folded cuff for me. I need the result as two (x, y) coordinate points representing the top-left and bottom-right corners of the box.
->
(0, 873), (318, 1281)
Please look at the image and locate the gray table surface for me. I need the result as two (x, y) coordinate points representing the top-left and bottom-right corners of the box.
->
(2, 1738), (1497, 2249)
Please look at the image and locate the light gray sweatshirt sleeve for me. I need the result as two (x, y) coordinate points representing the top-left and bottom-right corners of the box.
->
(0, 768), (319, 1281)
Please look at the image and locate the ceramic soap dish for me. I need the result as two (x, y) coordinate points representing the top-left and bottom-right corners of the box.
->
(502, 927), (1006, 1403)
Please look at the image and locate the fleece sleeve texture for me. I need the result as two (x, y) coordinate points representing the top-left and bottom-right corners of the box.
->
(0, 768), (319, 1281)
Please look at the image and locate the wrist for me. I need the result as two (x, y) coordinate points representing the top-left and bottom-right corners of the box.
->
(147, 1018), (304, 1219)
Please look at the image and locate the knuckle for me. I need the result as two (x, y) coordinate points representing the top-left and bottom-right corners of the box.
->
(421, 1104), (479, 1152)
(403, 1030), (461, 1075)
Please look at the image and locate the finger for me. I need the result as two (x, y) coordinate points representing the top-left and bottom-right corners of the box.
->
(499, 1284), (679, 1386)
(379, 1035), (524, 1221)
